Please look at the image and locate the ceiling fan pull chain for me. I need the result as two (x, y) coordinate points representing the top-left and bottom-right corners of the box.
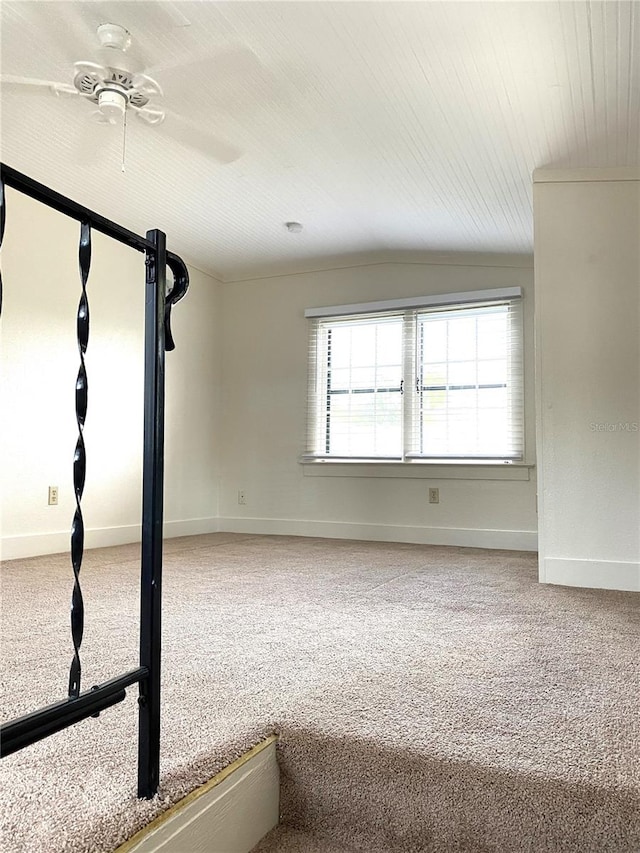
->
(121, 108), (127, 174)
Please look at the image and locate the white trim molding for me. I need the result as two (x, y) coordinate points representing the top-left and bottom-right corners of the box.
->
(225, 253), (534, 283)
(541, 557), (640, 592)
(302, 462), (533, 480)
(304, 286), (522, 319)
(218, 516), (538, 552)
(533, 167), (640, 184)
(0, 517), (220, 561)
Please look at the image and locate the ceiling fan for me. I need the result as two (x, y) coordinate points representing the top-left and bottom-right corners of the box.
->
(0, 22), (242, 165)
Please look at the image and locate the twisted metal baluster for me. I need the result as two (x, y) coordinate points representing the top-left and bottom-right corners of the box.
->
(0, 171), (5, 316)
(68, 221), (91, 699)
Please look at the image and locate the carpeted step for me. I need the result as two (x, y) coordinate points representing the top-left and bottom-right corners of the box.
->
(273, 727), (640, 853)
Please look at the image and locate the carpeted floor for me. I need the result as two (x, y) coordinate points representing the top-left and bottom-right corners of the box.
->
(1, 533), (638, 853)
(253, 826), (356, 851)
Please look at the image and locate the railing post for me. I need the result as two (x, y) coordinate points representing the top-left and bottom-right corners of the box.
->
(138, 229), (166, 798)
(0, 169), (5, 314)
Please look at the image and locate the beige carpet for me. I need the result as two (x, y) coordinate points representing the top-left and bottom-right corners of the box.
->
(253, 826), (357, 851)
(1, 533), (638, 853)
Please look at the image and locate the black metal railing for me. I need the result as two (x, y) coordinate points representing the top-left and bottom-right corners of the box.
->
(69, 219), (91, 700)
(0, 163), (189, 799)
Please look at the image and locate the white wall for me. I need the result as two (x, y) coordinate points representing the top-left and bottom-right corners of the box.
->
(534, 169), (640, 590)
(219, 260), (537, 550)
(0, 189), (222, 560)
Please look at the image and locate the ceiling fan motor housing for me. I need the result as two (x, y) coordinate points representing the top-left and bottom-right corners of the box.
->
(96, 87), (127, 120)
(73, 69), (154, 131)
(74, 68), (150, 106)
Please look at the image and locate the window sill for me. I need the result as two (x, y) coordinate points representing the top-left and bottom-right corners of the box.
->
(300, 460), (534, 481)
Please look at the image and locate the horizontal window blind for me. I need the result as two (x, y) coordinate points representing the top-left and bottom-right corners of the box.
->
(305, 289), (524, 463)
(407, 300), (524, 460)
(306, 312), (405, 460)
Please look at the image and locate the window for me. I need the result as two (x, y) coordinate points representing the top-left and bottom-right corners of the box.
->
(305, 288), (524, 463)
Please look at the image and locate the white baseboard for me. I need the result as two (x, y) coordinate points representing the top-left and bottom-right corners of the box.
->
(118, 737), (279, 853)
(218, 516), (538, 552)
(0, 517), (220, 561)
(164, 517), (221, 538)
(542, 557), (640, 591)
(2, 515), (538, 559)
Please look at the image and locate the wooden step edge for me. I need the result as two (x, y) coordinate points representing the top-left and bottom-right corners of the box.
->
(116, 734), (279, 853)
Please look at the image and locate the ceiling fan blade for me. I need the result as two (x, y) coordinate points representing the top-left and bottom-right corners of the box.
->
(75, 106), (124, 168)
(75, 120), (106, 168)
(147, 44), (266, 84)
(12, 3), (98, 66)
(0, 75), (79, 98)
(154, 2), (192, 29)
(92, 1), (191, 31)
(135, 107), (166, 126)
(74, 61), (108, 77)
(53, 84), (80, 98)
(156, 110), (242, 165)
(131, 73), (163, 99)
(90, 109), (117, 126)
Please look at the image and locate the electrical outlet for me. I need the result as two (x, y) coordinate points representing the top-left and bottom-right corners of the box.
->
(428, 487), (439, 504)
(48, 486), (59, 506)
(238, 490), (247, 506)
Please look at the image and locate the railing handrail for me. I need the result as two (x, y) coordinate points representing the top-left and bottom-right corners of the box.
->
(1, 668), (148, 757)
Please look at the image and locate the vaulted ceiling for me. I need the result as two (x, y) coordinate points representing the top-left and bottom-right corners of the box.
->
(1, 1), (638, 280)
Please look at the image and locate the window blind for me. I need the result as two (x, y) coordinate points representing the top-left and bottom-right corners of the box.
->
(305, 289), (524, 463)
(407, 299), (524, 460)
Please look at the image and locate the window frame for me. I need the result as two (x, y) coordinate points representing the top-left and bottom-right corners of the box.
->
(304, 288), (525, 467)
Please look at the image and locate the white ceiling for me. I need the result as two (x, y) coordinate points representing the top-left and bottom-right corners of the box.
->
(1, 1), (638, 281)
